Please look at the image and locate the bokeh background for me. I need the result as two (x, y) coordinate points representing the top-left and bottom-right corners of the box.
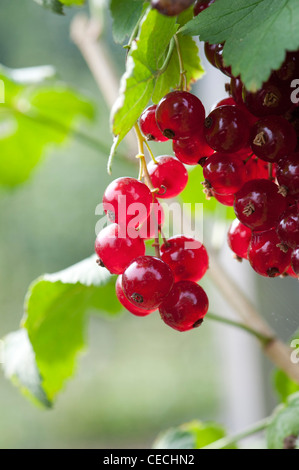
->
(0, 0), (298, 449)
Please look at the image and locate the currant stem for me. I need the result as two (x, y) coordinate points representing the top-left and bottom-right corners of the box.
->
(207, 312), (273, 346)
(268, 162), (273, 181)
(202, 417), (271, 449)
(157, 37), (175, 76)
(174, 34), (187, 91)
(144, 140), (158, 164)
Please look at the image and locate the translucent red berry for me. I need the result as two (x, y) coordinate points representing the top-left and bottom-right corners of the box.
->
(95, 223), (145, 274)
(156, 91), (205, 139)
(160, 235), (209, 282)
(103, 177), (153, 226)
(194, 0), (215, 15)
(115, 276), (155, 316)
(250, 116), (297, 163)
(214, 44), (232, 77)
(291, 248), (299, 276)
(139, 105), (168, 142)
(173, 132), (214, 165)
(243, 77), (291, 117)
(285, 264), (298, 279)
(276, 153), (299, 197)
(122, 256), (174, 310)
(276, 207), (299, 249)
(204, 105), (250, 152)
(203, 152), (248, 195)
(151, 0), (194, 16)
(138, 199), (165, 239)
(212, 191), (235, 206)
(159, 280), (209, 332)
(248, 229), (291, 277)
(147, 155), (188, 198)
(210, 97), (236, 110)
(234, 179), (288, 232)
(204, 42), (219, 68)
(227, 219), (252, 260)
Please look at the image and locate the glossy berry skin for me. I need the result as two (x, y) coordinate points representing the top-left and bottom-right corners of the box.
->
(95, 223), (145, 274)
(173, 132), (214, 165)
(210, 97), (236, 111)
(227, 219), (252, 260)
(122, 256), (174, 310)
(159, 280), (209, 332)
(203, 152), (248, 195)
(194, 0), (215, 15)
(204, 42), (219, 68)
(250, 116), (297, 163)
(103, 177), (153, 226)
(245, 158), (269, 180)
(147, 156), (188, 198)
(248, 229), (291, 277)
(275, 51), (299, 83)
(276, 207), (299, 249)
(291, 248), (299, 276)
(234, 179), (288, 232)
(156, 91), (205, 139)
(204, 105), (250, 153)
(286, 264), (298, 279)
(214, 44), (232, 77)
(276, 153), (299, 197)
(213, 191), (235, 206)
(243, 77), (291, 117)
(139, 105), (168, 142)
(139, 199), (165, 239)
(115, 276), (154, 316)
(151, 0), (194, 16)
(160, 236), (209, 282)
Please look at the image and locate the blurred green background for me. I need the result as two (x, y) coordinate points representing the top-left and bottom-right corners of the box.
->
(0, 0), (220, 448)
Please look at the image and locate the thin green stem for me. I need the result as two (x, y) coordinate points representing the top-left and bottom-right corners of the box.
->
(202, 417), (271, 449)
(144, 140), (158, 164)
(207, 312), (274, 346)
(174, 34), (187, 91)
(157, 37), (175, 76)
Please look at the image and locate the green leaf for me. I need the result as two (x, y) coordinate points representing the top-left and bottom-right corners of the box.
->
(153, 420), (229, 449)
(179, 166), (235, 220)
(110, 0), (146, 44)
(181, 0), (299, 91)
(0, 66), (94, 187)
(34, 0), (85, 12)
(267, 392), (299, 449)
(2, 330), (52, 408)
(274, 370), (299, 403)
(2, 255), (121, 406)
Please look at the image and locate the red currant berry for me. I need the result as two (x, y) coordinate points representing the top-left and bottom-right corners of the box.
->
(203, 152), (248, 196)
(276, 152), (299, 197)
(160, 235), (209, 282)
(212, 191), (235, 206)
(275, 51), (299, 83)
(243, 77), (291, 117)
(95, 223), (145, 274)
(245, 158), (269, 180)
(250, 116), (297, 163)
(103, 177), (153, 226)
(122, 256), (174, 310)
(227, 219), (252, 260)
(214, 44), (232, 77)
(115, 276), (155, 316)
(173, 133), (214, 165)
(156, 91), (205, 139)
(139, 105), (168, 142)
(151, 0), (194, 16)
(194, 0), (215, 15)
(248, 229), (291, 277)
(204, 105), (250, 153)
(210, 97), (236, 111)
(159, 280), (209, 332)
(291, 248), (299, 276)
(276, 207), (299, 249)
(204, 42), (219, 68)
(139, 199), (165, 239)
(147, 156), (188, 198)
(234, 179), (288, 232)
(230, 77), (244, 105)
(285, 264), (298, 279)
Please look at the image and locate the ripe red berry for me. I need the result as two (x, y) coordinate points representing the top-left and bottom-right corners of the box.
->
(291, 248), (299, 276)
(115, 276), (155, 316)
(285, 264), (298, 279)
(147, 156), (188, 198)
(276, 153), (299, 197)
(194, 0), (215, 15)
(103, 177), (153, 226)
(212, 191), (235, 206)
(248, 229), (291, 277)
(227, 219), (252, 260)
(173, 132), (214, 165)
(234, 179), (287, 232)
(138, 199), (165, 239)
(204, 105), (250, 152)
(139, 105), (168, 142)
(122, 256), (174, 310)
(203, 152), (248, 195)
(243, 77), (291, 117)
(95, 223), (145, 274)
(214, 44), (232, 77)
(275, 51), (299, 83)
(159, 280), (209, 332)
(245, 157), (270, 180)
(204, 42), (219, 68)
(160, 235), (209, 282)
(276, 207), (299, 249)
(250, 116), (297, 163)
(156, 91), (205, 139)
(210, 97), (236, 110)
(151, 0), (194, 16)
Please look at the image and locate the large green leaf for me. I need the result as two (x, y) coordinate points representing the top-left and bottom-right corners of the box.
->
(274, 370), (299, 404)
(2, 256), (121, 407)
(0, 66), (94, 187)
(267, 392), (299, 449)
(181, 0), (299, 91)
(153, 420), (229, 449)
(110, 0), (146, 44)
